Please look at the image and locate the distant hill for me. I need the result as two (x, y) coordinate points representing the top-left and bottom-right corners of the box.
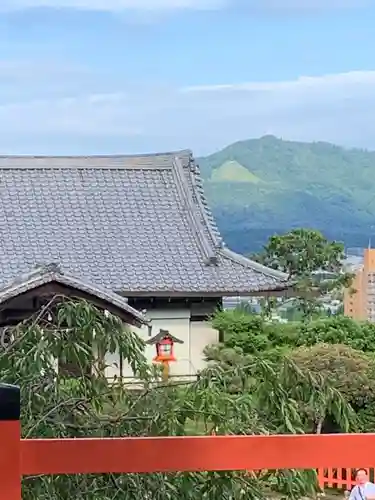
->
(198, 135), (375, 254)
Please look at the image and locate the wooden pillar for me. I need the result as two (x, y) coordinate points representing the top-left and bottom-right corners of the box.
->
(0, 383), (21, 500)
(162, 361), (170, 381)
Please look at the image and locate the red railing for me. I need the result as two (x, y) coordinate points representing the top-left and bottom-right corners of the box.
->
(1, 385), (373, 499)
(318, 467), (375, 490)
(318, 468), (358, 490)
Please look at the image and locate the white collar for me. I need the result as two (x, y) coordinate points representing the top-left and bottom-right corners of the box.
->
(359, 482), (370, 489)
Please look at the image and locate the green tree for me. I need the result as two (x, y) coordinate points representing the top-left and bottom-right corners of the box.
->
(0, 297), (355, 499)
(212, 310), (375, 356)
(211, 310), (375, 433)
(207, 313), (356, 437)
(253, 228), (354, 318)
(289, 343), (375, 432)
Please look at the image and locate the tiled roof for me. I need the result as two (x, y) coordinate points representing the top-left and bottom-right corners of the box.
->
(0, 265), (147, 326)
(0, 151), (289, 295)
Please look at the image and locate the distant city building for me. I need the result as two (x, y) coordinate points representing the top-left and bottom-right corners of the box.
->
(346, 247), (366, 258)
(344, 254), (364, 269)
(223, 296), (261, 312)
(344, 248), (375, 321)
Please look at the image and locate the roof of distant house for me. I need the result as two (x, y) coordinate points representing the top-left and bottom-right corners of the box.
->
(0, 151), (289, 296)
(0, 264), (147, 326)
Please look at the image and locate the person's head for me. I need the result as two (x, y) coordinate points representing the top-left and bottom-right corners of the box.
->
(356, 468), (369, 485)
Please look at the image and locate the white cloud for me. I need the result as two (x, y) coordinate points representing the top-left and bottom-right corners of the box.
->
(0, 0), (226, 11)
(181, 71), (375, 93)
(0, 65), (375, 155)
(0, 94), (142, 136)
(240, 0), (373, 10)
(1, 0), (372, 11)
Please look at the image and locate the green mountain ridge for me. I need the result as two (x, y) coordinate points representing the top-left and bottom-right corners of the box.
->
(198, 135), (375, 253)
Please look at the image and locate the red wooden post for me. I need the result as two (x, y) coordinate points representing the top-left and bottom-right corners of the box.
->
(317, 468), (325, 489)
(0, 383), (21, 500)
(337, 467), (343, 488)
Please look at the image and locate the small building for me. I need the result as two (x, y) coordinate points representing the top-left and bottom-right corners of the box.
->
(0, 264), (148, 376)
(0, 151), (289, 377)
(344, 248), (375, 322)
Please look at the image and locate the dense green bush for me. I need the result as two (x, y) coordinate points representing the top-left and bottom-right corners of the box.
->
(212, 310), (375, 354)
(211, 310), (375, 432)
(289, 343), (375, 408)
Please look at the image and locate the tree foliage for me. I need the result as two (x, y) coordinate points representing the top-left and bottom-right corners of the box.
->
(0, 297), (354, 499)
(254, 228), (345, 278)
(212, 310), (375, 355)
(212, 309), (375, 433)
(251, 228), (354, 318)
(289, 343), (375, 409)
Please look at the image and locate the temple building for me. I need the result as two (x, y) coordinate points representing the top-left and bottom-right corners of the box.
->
(0, 151), (289, 377)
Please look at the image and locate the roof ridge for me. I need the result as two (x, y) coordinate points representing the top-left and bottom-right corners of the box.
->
(0, 149), (192, 160)
(172, 156), (218, 265)
(188, 157), (223, 249)
(0, 150), (193, 169)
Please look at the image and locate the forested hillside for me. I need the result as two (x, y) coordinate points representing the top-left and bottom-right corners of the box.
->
(199, 135), (375, 253)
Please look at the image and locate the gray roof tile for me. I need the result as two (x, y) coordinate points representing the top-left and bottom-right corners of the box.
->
(0, 151), (289, 295)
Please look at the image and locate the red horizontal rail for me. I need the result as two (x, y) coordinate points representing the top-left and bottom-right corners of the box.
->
(20, 433), (375, 475)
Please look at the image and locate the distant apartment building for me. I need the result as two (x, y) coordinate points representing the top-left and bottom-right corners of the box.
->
(344, 248), (375, 321)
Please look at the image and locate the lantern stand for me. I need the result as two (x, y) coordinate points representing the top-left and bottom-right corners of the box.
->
(146, 329), (184, 381)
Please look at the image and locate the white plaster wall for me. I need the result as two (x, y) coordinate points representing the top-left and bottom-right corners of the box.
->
(104, 307), (219, 380)
(189, 321), (219, 372)
(104, 350), (121, 379)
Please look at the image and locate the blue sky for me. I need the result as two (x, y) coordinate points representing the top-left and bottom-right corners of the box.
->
(0, 0), (375, 155)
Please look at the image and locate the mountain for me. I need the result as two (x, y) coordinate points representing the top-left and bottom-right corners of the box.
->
(198, 135), (375, 254)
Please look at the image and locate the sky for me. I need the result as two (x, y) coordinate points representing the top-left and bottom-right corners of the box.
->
(0, 0), (375, 155)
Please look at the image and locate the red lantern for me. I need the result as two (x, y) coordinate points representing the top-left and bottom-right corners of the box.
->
(146, 329), (183, 363)
(155, 336), (175, 362)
